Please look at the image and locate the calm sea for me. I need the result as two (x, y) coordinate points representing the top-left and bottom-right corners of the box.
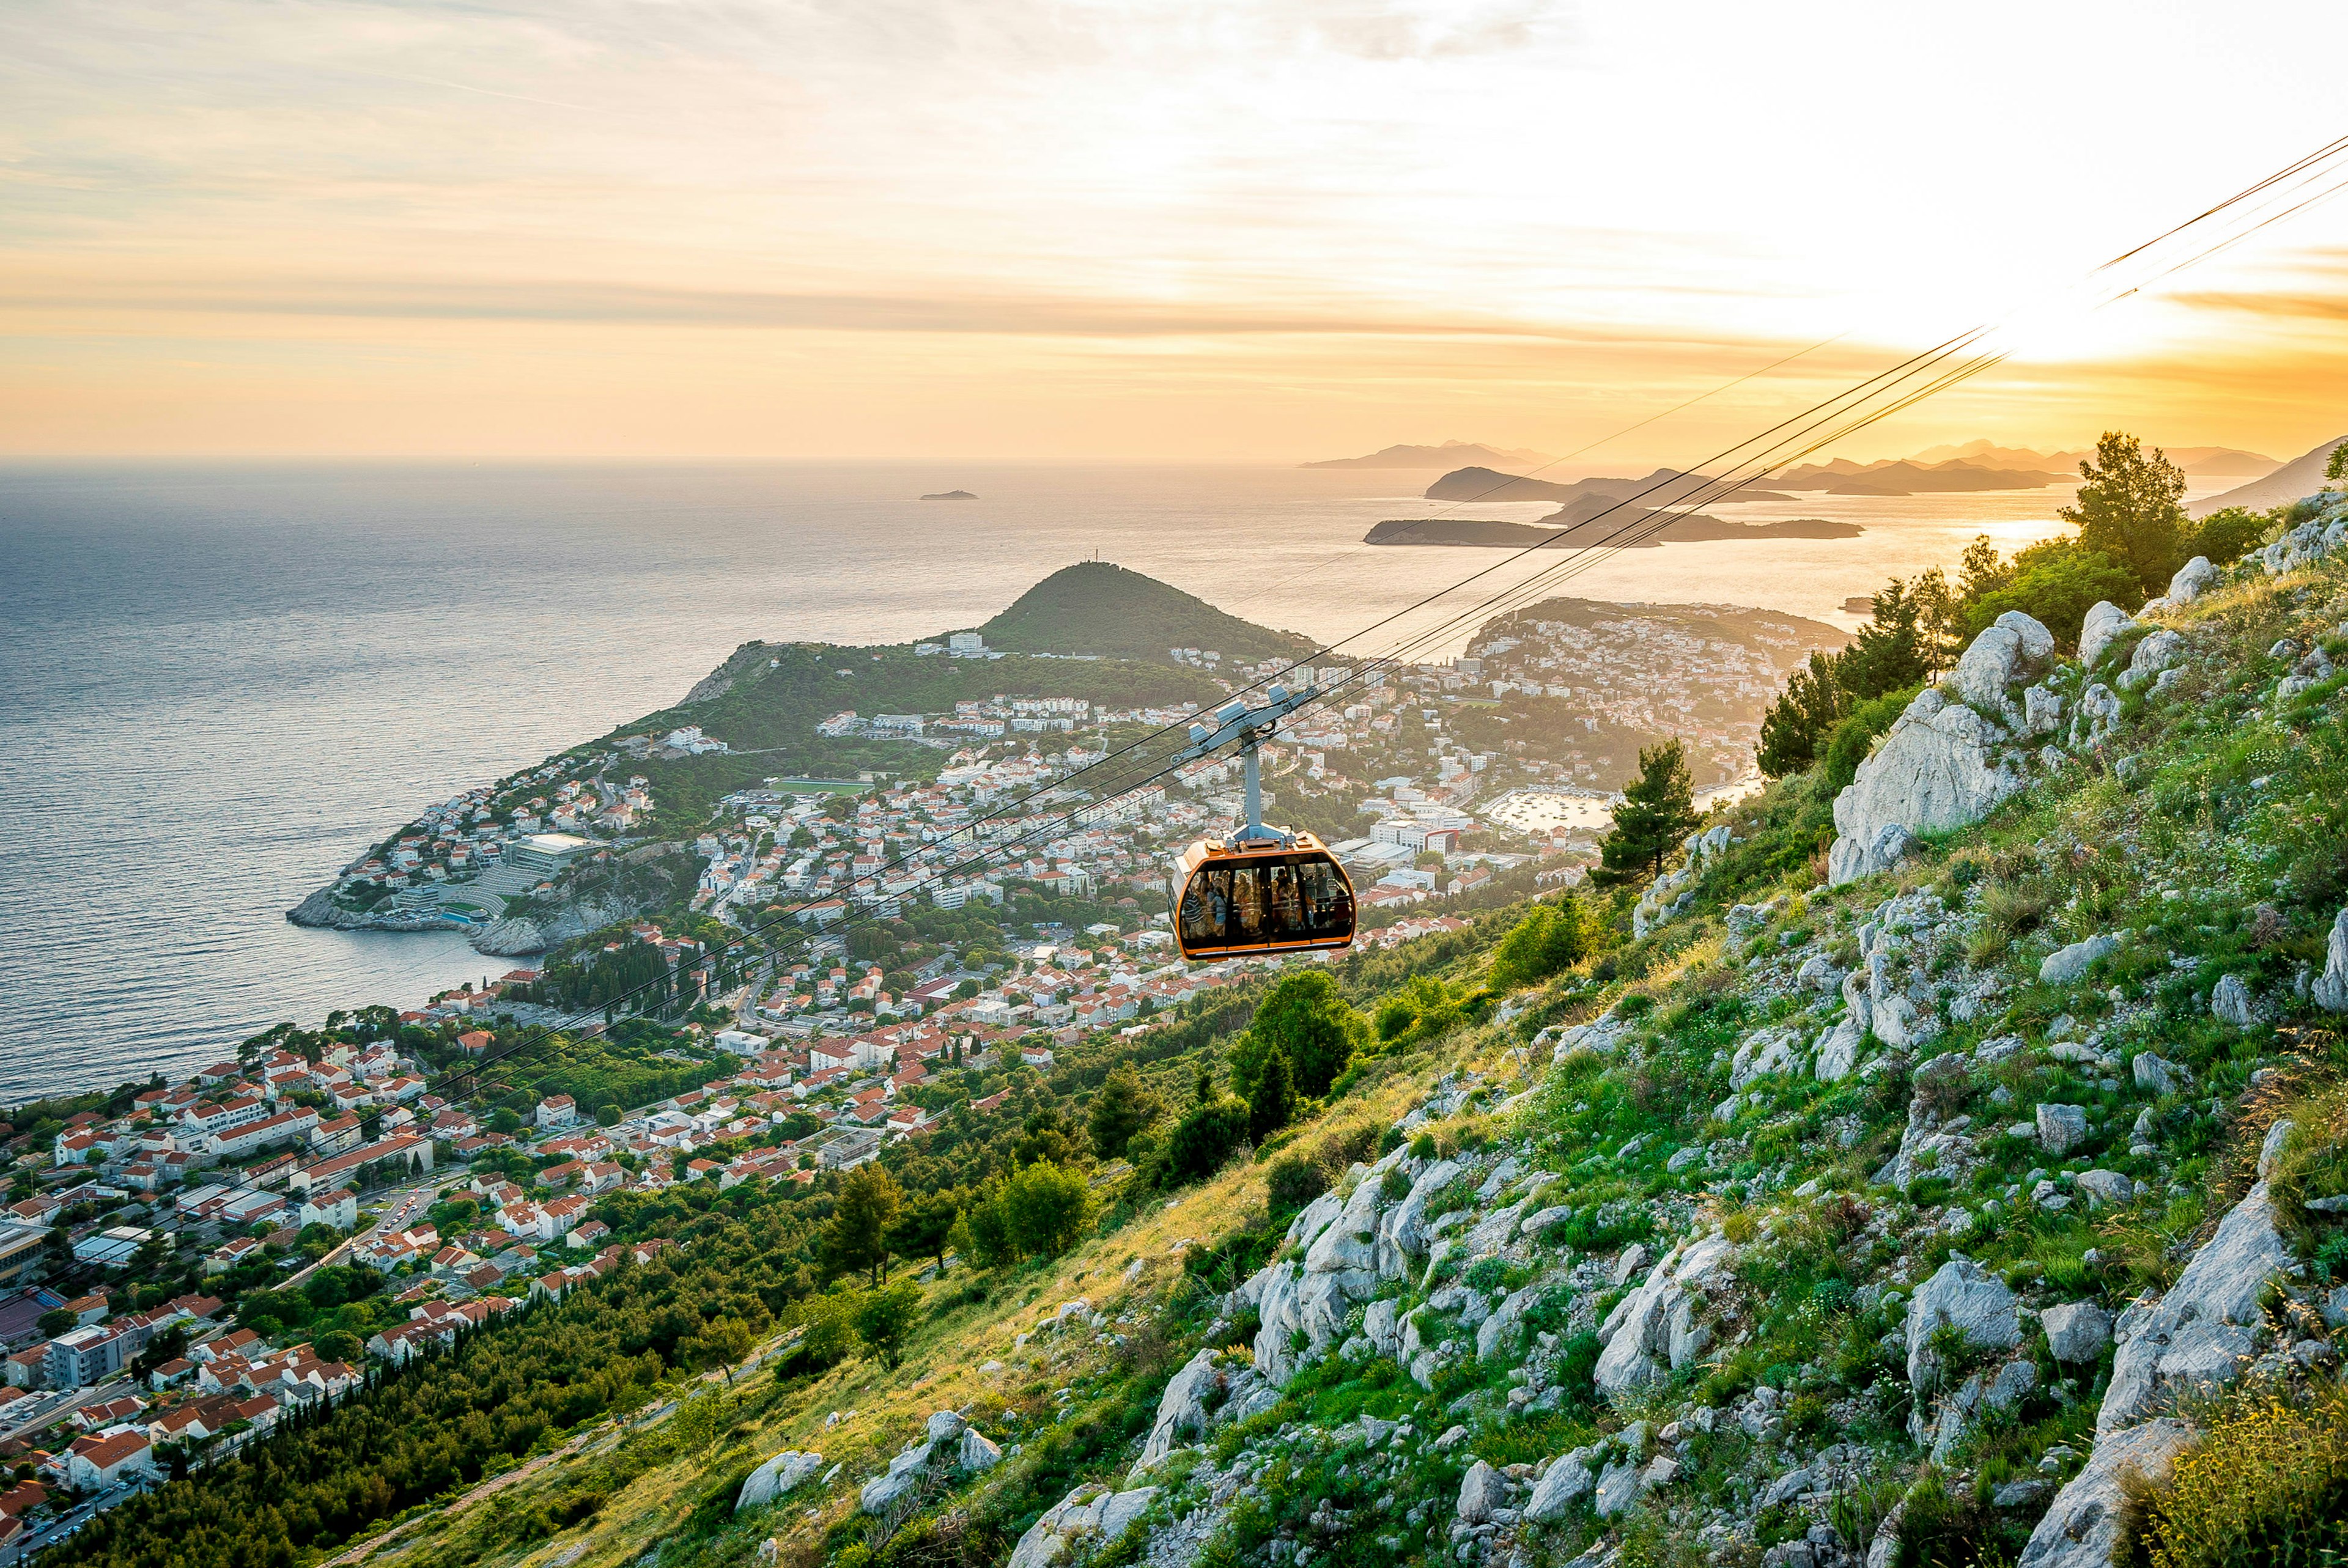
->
(4, 458), (2204, 1102)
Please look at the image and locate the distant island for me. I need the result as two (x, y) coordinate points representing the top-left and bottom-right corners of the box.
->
(1768, 457), (2065, 494)
(1423, 465), (1791, 506)
(920, 490), (978, 501)
(1366, 501), (1861, 550)
(1303, 440), (1552, 469)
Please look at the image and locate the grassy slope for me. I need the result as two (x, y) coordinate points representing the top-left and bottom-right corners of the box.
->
(341, 545), (2348, 1568)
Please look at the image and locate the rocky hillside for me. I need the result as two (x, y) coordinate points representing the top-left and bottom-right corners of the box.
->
(209, 502), (2348, 1568)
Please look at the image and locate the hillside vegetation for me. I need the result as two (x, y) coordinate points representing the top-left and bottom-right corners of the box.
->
(59, 489), (2348, 1568)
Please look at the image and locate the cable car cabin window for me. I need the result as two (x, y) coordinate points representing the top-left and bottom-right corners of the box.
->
(1178, 853), (1353, 953)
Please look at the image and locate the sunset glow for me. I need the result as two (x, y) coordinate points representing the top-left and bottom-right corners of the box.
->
(9, 0), (2348, 460)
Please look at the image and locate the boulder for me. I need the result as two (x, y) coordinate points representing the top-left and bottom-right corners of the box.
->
(1948, 611), (2055, 709)
(1376, 1158), (1464, 1274)
(1814, 1014), (1865, 1083)
(2040, 935), (2117, 986)
(1007, 1484), (1159, 1568)
(1477, 1285), (1538, 1361)
(2166, 556), (2218, 606)
(1731, 1027), (1802, 1089)
(737, 1450), (824, 1511)
(2016, 1418), (2195, 1568)
(2036, 1103), (2087, 1157)
(958, 1429), (1002, 1472)
(2078, 601), (2136, 669)
(2075, 1169), (2135, 1209)
(1523, 1453), (1594, 1522)
(1592, 1459), (1645, 1518)
(1456, 1459), (1504, 1522)
(2117, 630), (2184, 691)
(1594, 1233), (1737, 1396)
(2210, 973), (2255, 1027)
(2099, 1171), (2295, 1434)
(2023, 684), (2066, 736)
(1828, 682), (2025, 886)
(2133, 1051), (2189, 1095)
(1906, 1257), (2020, 1389)
(2042, 1302), (2113, 1364)
(2069, 682), (2122, 748)
(2314, 907), (2348, 1013)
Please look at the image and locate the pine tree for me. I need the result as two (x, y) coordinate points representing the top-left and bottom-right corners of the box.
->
(1247, 1045), (1296, 1140)
(1594, 738), (1701, 888)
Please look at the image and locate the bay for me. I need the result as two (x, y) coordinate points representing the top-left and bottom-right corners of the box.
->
(1, 457), (2177, 1100)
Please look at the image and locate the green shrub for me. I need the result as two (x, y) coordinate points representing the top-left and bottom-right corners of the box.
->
(1822, 685), (1921, 792)
(1266, 1154), (1327, 1214)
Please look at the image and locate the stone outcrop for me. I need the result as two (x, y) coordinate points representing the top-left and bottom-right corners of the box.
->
(2078, 601), (2136, 669)
(1593, 1233), (1736, 1396)
(860, 1410), (1001, 1515)
(1828, 616), (2050, 885)
(2166, 556), (2218, 606)
(2117, 629), (2184, 691)
(2039, 933), (2117, 987)
(1523, 1452), (1594, 1522)
(737, 1450), (824, 1511)
(1007, 1484), (1158, 1568)
(2099, 1168), (2295, 1434)
(2256, 517), (2346, 575)
(1134, 1350), (1224, 1472)
(1905, 1257), (2020, 1389)
(2314, 907), (2348, 1013)
(1632, 825), (1734, 938)
(2042, 1303), (2113, 1364)
(2016, 1418), (2195, 1568)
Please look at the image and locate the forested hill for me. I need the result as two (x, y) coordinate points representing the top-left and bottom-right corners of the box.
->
(958, 561), (1316, 664)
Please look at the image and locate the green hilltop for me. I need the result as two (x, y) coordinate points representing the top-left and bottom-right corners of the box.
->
(961, 560), (1317, 664)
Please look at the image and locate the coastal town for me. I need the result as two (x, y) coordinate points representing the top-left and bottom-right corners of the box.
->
(295, 596), (1839, 954)
(0, 896), (1508, 1555)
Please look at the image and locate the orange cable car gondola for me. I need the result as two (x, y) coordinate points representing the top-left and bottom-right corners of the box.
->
(1167, 684), (1357, 962)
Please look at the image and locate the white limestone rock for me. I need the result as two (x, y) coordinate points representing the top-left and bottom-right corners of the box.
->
(1007, 1484), (1159, 1568)
(1813, 1014), (1865, 1083)
(1828, 676), (2028, 886)
(2016, 1419), (2194, 1568)
(2117, 629), (2184, 691)
(2078, 600), (2136, 670)
(1523, 1453), (1593, 1522)
(2313, 908), (2348, 1012)
(2039, 934), (2117, 986)
(1948, 611), (2055, 710)
(1593, 1233), (1737, 1396)
(2042, 1302), (2113, 1364)
(2069, 682), (2122, 748)
(737, 1451), (824, 1511)
(1456, 1459), (1504, 1523)
(2036, 1103), (2088, 1157)
(2075, 1169), (2135, 1209)
(2133, 1051), (2189, 1095)
(2099, 1171), (2295, 1434)
(1905, 1257), (2020, 1390)
(1730, 1026), (1801, 1089)
(1592, 1459), (1645, 1518)
(1133, 1349), (1224, 1472)
(2166, 555), (2218, 605)
(2210, 973), (2256, 1027)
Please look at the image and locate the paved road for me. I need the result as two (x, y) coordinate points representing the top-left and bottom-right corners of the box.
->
(17, 1478), (142, 1558)
(284, 1174), (441, 1291)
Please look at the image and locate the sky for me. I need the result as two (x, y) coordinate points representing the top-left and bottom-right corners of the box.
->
(8, 0), (2348, 463)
